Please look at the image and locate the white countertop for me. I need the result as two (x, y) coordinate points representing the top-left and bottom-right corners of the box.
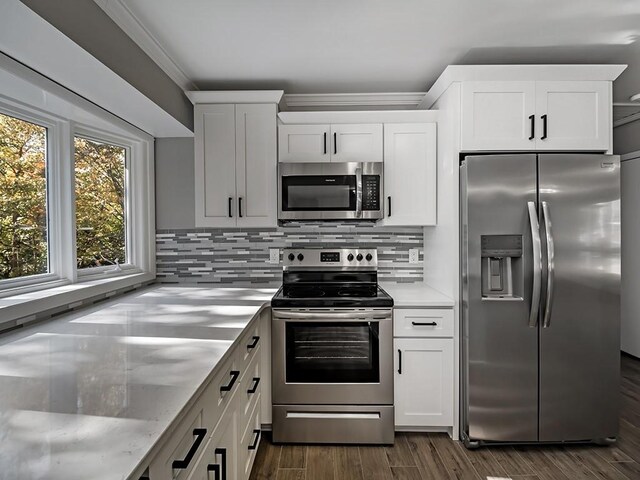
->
(380, 282), (454, 308)
(0, 286), (276, 480)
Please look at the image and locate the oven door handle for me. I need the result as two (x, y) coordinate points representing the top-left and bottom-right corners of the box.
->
(273, 311), (391, 321)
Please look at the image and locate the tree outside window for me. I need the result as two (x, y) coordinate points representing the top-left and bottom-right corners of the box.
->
(74, 136), (126, 269)
(0, 112), (48, 280)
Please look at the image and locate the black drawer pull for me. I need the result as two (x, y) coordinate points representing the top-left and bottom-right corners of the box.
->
(412, 321), (438, 326)
(220, 370), (240, 393)
(207, 447), (226, 480)
(171, 428), (207, 470)
(248, 429), (261, 450)
(248, 377), (261, 394)
(247, 336), (260, 349)
(398, 349), (402, 375)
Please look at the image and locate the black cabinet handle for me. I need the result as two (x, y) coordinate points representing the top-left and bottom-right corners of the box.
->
(247, 336), (260, 349)
(412, 321), (438, 326)
(238, 197), (243, 217)
(528, 114), (535, 140)
(398, 349), (402, 374)
(333, 132), (337, 154)
(323, 132), (327, 154)
(207, 447), (226, 480)
(541, 114), (548, 140)
(228, 197), (233, 218)
(171, 428), (207, 470)
(387, 196), (392, 217)
(248, 429), (261, 450)
(220, 370), (240, 393)
(248, 377), (261, 394)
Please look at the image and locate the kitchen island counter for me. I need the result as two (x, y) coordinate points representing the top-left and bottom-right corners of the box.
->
(0, 285), (276, 480)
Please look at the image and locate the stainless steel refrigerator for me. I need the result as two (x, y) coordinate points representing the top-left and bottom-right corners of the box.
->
(460, 154), (620, 447)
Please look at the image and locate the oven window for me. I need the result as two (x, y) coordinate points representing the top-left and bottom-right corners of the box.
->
(285, 322), (380, 383)
(282, 175), (356, 211)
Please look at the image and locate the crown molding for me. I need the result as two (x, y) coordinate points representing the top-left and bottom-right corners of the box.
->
(281, 92), (427, 110)
(186, 90), (284, 105)
(94, 0), (196, 91)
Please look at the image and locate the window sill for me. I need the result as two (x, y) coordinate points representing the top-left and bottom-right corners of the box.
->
(0, 271), (155, 333)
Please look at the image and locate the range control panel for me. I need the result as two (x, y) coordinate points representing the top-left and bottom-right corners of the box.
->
(283, 248), (378, 269)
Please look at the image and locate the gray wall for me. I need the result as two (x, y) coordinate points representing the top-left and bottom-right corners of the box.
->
(614, 121), (640, 155)
(155, 138), (195, 229)
(20, 0), (193, 132)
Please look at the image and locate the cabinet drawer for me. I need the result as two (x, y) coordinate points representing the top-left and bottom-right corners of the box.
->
(394, 308), (454, 337)
(238, 396), (261, 480)
(148, 404), (207, 480)
(186, 408), (237, 480)
(201, 354), (241, 433)
(237, 321), (261, 379)
(238, 345), (261, 436)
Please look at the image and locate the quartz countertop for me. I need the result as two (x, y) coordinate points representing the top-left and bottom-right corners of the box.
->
(380, 282), (454, 308)
(0, 285), (276, 480)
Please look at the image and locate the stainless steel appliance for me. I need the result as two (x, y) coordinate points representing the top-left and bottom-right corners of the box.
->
(271, 248), (394, 444)
(278, 162), (383, 221)
(461, 154), (621, 447)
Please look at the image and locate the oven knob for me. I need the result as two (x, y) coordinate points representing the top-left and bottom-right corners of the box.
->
(356, 253), (363, 261)
(297, 253), (304, 261)
(366, 253), (373, 261)
(288, 253), (295, 261)
(347, 253), (354, 261)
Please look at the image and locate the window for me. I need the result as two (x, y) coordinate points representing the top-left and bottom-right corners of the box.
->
(0, 112), (48, 280)
(74, 136), (127, 270)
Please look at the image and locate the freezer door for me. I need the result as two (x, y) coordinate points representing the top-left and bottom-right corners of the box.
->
(538, 154), (620, 442)
(461, 154), (539, 442)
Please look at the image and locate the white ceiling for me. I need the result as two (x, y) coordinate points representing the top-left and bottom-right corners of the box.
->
(99, 0), (640, 104)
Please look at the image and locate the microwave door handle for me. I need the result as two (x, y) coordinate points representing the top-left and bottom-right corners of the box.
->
(356, 165), (363, 218)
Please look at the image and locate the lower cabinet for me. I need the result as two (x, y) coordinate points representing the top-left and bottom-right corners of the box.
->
(394, 308), (454, 429)
(147, 315), (264, 480)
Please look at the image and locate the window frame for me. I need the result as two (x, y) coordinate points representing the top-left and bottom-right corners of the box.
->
(0, 100), (155, 297)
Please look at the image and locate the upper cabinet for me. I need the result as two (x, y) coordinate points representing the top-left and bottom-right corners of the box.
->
(194, 102), (278, 228)
(381, 123), (437, 226)
(461, 80), (611, 152)
(278, 123), (383, 163)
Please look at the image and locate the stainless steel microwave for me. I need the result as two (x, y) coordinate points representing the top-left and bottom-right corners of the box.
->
(278, 162), (383, 221)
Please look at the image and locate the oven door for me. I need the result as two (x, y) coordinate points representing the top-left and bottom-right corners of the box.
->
(272, 308), (393, 405)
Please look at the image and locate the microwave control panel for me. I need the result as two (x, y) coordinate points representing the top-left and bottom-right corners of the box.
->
(362, 175), (380, 211)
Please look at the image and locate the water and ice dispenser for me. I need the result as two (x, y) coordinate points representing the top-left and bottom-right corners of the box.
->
(480, 235), (523, 299)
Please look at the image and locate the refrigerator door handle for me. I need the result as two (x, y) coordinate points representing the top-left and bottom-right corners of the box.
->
(527, 201), (543, 327)
(541, 201), (555, 328)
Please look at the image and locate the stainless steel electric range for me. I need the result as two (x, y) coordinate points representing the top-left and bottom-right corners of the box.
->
(271, 248), (394, 445)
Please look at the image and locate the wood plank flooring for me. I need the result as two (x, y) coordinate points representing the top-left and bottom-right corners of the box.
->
(250, 354), (640, 480)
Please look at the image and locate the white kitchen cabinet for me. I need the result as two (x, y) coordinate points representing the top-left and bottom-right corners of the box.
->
(394, 337), (454, 427)
(194, 103), (277, 228)
(147, 314), (264, 480)
(278, 124), (330, 163)
(278, 123), (383, 163)
(461, 81), (611, 152)
(535, 81), (610, 151)
(381, 123), (437, 226)
(461, 81), (536, 151)
(330, 124), (383, 162)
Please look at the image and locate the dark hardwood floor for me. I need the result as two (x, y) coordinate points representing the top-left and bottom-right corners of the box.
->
(250, 354), (640, 480)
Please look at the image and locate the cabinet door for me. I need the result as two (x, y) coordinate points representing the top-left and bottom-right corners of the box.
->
(535, 81), (610, 151)
(394, 338), (454, 427)
(382, 123), (437, 226)
(330, 124), (383, 162)
(278, 124), (330, 162)
(194, 104), (237, 227)
(461, 81), (536, 151)
(235, 104), (278, 228)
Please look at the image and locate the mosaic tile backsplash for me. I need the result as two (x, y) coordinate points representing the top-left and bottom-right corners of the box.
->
(156, 223), (423, 285)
